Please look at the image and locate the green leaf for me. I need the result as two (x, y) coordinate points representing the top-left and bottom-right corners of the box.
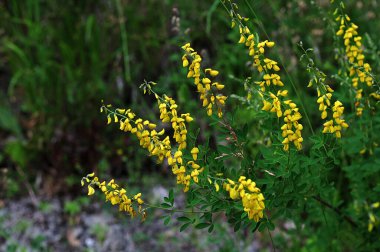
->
(195, 222), (210, 229)
(208, 224), (214, 233)
(258, 220), (267, 232)
(251, 221), (261, 233)
(177, 216), (191, 223)
(5, 140), (28, 168)
(160, 203), (172, 208)
(234, 221), (241, 232)
(163, 216), (171, 225)
(267, 221), (275, 231)
(180, 222), (191, 232)
(0, 101), (22, 137)
(169, 189), (174, 205)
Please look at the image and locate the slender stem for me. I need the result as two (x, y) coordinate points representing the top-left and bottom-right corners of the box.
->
(312, 196), (358, 228)
(207, 175), (227, 181)
(267, 227), (276, 252)
(15, 165), (38, 207)
(143, 203), (210, 214)
(115, 0), (131, 83)
(242, 0), (315, 136)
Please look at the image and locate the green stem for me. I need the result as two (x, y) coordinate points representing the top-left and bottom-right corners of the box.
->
(243, 0), (315, 136)
(115, 0), (131, 83)
(143, 203), (210, 214)
(312, 196), (358, 228)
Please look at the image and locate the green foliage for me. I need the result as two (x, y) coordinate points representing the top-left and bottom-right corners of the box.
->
(89, 223), (108, 244)
(1, 0), (380, 251)
(86, 1), (380, 251)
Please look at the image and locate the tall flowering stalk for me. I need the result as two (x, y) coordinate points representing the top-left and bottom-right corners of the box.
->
(82, 46), (266, 223)
(98, 83), (204, 193)
(300, 44), (349, 138)
(181, 43), (227, 118)
(222, 0), (303, 151)
(81, 173), (146, 220)
(334, 5), (377, 116)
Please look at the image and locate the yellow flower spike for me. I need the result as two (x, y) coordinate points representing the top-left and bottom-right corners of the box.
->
(223, 176), (265, 221)
(182, 42), (226, 118)
(107, 115), (111, 124)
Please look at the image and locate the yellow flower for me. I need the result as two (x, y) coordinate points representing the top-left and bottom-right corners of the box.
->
(88, 185), (95, 195)
(224, 176), (265, 222)
(82, 173), (146, 219)
(182, 43), (227, 118)
(335, 13), (374, 116)
(214, 182), (220, 192)
(191, 147), (199, 160)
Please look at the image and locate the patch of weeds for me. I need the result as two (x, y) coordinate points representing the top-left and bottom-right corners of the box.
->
(132, 230), (150, 243)
(38, 201), (53, 214)
(90, 223), (108, 244)
(30, 234), (47, 251)
(64, 196), (90, 216)
(14, 219), (32, 234)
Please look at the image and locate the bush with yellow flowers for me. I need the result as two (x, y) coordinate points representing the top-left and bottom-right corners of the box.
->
(81, 1), (380, 250)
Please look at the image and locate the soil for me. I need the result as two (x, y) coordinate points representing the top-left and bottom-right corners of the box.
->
(0, 186), (263, 252)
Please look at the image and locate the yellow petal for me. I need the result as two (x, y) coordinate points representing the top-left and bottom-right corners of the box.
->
(88, 185), (95, 195)
(207, 177), (212, 184)
(214, 182), (220, 192)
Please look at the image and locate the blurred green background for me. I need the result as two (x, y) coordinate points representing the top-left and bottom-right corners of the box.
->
(0, 0), (379, 251)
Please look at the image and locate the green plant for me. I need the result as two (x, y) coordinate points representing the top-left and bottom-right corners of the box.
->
(81, 1), (380, 250)
(64, 196), (90, 216)
(89, 223), (108, 244)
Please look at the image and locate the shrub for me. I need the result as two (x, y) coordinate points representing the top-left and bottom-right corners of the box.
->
(82, 1), (380, 250)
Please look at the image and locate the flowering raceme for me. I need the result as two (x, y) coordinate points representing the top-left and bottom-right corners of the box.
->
(101, 89), (204, 193)
(81, 173), (146, 220)
(225, 0), (303, 151)
(182, 43), (227, 118)
(307, 73), (349, 138)
(223, 176), (265, 222)
(335, 12), (374, 116)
